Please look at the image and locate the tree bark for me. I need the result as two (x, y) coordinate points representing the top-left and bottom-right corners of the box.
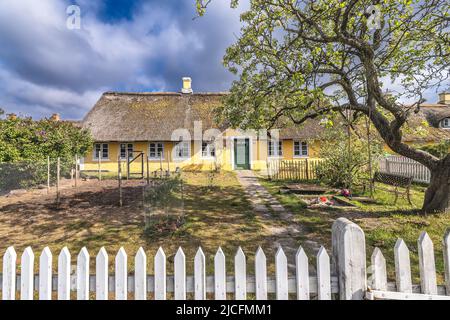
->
(422, 155), (450, 213)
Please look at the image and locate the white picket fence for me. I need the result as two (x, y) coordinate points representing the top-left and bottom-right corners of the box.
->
(379, 155), (431, 184)
(1, 218), (450, 300)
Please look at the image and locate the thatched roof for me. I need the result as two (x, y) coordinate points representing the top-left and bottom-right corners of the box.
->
(402, 103), (450, 142)
(82, 91), (325, 141)
(81, 91), (450, 143)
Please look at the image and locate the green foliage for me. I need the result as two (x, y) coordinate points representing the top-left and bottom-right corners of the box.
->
(419, 140), (450, 159)
(316, 123), (383, 189)
(0, 116), (93, 192)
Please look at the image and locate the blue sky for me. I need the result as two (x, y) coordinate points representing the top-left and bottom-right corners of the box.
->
(0, 0), (247, 119)
(0, 0), (446, 120)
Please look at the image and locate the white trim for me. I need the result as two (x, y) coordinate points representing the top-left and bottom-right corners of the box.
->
(201, 141), (216, 159)
(293, 140), (309, 158)
(93, 143), (109, 161)
(119, 143), (134, 160)
(267, 140), (283, 157)
(441, 118), (450, 128)
(148, 142), (165, 160)
(173, 141), (191, 160)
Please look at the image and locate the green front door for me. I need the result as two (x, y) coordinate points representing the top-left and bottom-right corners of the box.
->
(234, 138), (250, 170)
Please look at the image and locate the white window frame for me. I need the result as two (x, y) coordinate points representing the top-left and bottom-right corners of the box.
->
(119, 143), (134, 160)
(293, 140), (309, 158)
(268, 140), (283, 158)
(202, 141), (216, 159)
(148, 142), (165, 160)
(93, 143), (109, 160)
(174, 141), (190, 160)
(442, 118), (450, 128)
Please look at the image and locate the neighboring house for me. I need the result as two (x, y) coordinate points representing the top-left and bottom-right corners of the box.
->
(79, 78), (450, 172)
(80, 78), (322, 172)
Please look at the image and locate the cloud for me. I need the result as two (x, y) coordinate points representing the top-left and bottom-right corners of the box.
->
(0, 0), (246, 119)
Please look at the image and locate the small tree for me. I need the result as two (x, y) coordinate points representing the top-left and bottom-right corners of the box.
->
(316, 120), (383, 190)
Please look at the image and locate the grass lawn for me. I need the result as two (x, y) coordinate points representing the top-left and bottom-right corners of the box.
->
(260, 178), (450, 284)
(0, 171), (282, 275)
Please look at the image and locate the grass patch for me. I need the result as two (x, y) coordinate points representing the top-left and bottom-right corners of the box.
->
(260, 178), (450, 284)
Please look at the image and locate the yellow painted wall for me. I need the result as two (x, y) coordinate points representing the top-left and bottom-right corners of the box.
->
(82, 138), (322, 172)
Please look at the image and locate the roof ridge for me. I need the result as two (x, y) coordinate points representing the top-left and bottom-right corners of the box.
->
(103, 91), (229, 96)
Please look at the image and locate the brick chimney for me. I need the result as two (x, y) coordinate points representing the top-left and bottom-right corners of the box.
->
(438, 92), (450, 105)
(50, 113), (60, 121)
(181, 77), (193, 94)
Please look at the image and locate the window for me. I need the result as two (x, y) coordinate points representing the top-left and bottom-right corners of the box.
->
(294, 141), (308, 157)
(94, 143), (109, 160)
(174, 141), (190, 159)
(202, 141), (216, 158)
(149, 142), (164, 159)
(443, 118), (450, 128)
(120, 143), (134, 159)
(268, 140), (283, 157)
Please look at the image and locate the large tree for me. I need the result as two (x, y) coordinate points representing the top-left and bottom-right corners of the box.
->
(198, 0), (450, 213)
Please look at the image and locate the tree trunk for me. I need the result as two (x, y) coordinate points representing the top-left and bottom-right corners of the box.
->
(422, 156), (450, 213)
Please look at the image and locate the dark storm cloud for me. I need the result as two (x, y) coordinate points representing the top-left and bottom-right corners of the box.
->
(0, 0), (246, 119)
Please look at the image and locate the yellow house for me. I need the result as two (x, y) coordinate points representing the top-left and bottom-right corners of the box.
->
(80, 78), (322, 173)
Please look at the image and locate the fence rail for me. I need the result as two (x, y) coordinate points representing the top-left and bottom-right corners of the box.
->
(1, 218), (450, 300)
(266, 159), (322, 181)
(379, 156), (431, 184)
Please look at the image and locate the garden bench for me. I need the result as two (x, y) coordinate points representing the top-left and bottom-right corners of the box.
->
(372, 171), (413, 205)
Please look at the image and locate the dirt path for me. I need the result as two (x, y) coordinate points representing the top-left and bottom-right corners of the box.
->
(235, 170), (321, 270)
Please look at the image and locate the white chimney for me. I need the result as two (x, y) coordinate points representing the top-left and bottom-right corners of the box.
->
(181, 77), (193, 94)
(438, 92), (450, 105)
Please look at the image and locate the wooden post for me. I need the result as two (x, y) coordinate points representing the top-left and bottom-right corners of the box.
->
(141, 152), (144, 180)
(305, 159), (309, 180)
(146, 153), (150, 185)
(332, 218), (367, 300)
(126, 149), (129, 180)
(167, 150), (170, 176)
(118, 155), (123, 207)
(98, 155), (102, 181)
(47, 156), (50, 194)
(160, 152), (163, 171)
(56, 157), (61, 205)
(74, 155), (78, 188)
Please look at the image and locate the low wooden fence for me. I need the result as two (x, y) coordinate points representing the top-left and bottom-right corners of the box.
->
(1, 218), (450, 300)
(379, 156), (431, 184)
(266, 159), (322, 181)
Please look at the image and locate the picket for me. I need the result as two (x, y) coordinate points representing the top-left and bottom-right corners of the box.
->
(154, 247), (166, 300)
(39, 247), (52, 300)
(275, 247), (288, 300)
(20, 247), (34, 300)
(418, 232), (437, 295)
(58, 247), (71, 300)
(77, 247), (90, 300)
(3, 218), (450, 300)
(371, 248), (387, 291)
(444, 231), (450, 295)
(194, 247), (206, 300)
(2, 246), (16, 300)
(317, 246), (331, 300)
(295, 246), (309, 300)
(174, 247), (186, 300)
(96, 247), (109, 300)
(255, 246), (268, 300)
(115, 247), (127, 300)
(135, 247), (147, 300)
(234, 247), (247, 300)
(394, 239), (412, 293)
(214, 247), (226, 300)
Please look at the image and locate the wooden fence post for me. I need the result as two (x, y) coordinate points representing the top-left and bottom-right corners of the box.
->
(305, 159), (309, 180)
(47, 156), (50, 194)
(74, 155), (78, 188)
(56, 157), (60, 205)
(118, 155), (123, 207)
(332, 218), (367, 300)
